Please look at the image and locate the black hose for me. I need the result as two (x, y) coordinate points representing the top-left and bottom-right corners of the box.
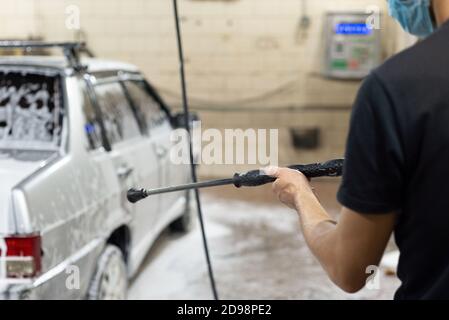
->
(172, 0), (219, 300)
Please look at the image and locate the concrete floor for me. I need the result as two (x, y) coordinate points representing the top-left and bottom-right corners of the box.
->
(128, 179), (400, 300)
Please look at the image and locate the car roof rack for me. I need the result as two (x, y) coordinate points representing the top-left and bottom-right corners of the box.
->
(0, 41), (90, 72)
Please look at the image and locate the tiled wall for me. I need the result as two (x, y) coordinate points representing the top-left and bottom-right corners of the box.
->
(0, 0), (407, 176)
(0, 1), (37, 39)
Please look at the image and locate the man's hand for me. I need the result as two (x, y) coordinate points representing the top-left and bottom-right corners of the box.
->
(264, 166), (314, 209)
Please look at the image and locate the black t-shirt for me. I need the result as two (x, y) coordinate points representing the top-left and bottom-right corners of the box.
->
(337, 21), (449, 299)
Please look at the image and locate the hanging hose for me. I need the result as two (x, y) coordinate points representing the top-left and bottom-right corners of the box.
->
(172, 0), (219, 300)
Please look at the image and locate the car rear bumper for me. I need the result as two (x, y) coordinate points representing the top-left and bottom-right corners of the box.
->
(0, 238), (104, 300)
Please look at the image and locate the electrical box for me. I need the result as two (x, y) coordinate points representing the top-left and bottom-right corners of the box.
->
(323, 12), (381, 79)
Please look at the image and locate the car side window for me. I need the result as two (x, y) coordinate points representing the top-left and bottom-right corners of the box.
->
(124, 81), (168, 132)
(80, 83), (103, 150)
(94, 82), (141, 145)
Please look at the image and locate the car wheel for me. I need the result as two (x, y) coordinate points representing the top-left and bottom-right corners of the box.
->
(87, 244), (128, 300)
(169, 190), (192, 233)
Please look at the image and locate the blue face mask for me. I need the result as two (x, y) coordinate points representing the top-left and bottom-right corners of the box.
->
(388, 0), (435, 38)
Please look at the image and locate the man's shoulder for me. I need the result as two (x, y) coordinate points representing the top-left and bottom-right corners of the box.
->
(375, 29), (449, 85)
(375, 43), (425, 84)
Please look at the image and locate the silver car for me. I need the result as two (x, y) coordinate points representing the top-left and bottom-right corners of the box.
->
(0, 47), (192, 299)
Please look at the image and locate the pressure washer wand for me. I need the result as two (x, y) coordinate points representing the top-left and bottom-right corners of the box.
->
(127, 159), (344, 204)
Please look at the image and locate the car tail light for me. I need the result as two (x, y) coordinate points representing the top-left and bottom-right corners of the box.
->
(0, 234), (42, 278)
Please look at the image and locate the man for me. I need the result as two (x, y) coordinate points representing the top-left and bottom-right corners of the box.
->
(267, 0), (449, 299)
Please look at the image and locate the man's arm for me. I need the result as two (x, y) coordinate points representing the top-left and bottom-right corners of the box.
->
(267, 167), (396, 293)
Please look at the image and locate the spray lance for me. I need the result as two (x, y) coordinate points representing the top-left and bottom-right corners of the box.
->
(127, 159), (344, 203)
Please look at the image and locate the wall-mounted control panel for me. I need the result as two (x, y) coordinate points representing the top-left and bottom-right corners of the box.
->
(324, 12), (381, 79)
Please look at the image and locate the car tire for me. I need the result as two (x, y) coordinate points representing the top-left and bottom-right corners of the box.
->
(169, 190), (192, 233)
(87, 244), (128, 300)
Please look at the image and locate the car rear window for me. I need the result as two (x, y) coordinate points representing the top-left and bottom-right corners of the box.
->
(0, 69), (64, 151)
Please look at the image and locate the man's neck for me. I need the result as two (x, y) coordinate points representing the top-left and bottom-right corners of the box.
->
(433, 0), (449, 26)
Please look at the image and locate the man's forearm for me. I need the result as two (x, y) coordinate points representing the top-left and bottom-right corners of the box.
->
(293, 189), (337, 241)
(293, 189), (339, 280)
(292, 190), (380, 293)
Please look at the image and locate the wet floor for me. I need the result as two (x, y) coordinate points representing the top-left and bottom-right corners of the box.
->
(128, 179), (400, 300)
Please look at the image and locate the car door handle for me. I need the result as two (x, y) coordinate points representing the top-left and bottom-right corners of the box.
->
(117, 165), (134, 179)
(155, 145), (168, 158)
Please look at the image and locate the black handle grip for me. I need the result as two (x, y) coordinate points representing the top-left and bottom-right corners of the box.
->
(233, 170), (275, 187)
(288, 158), (344, 178)
(233, 159), (344, 188)
(127, 188), (148, 203)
